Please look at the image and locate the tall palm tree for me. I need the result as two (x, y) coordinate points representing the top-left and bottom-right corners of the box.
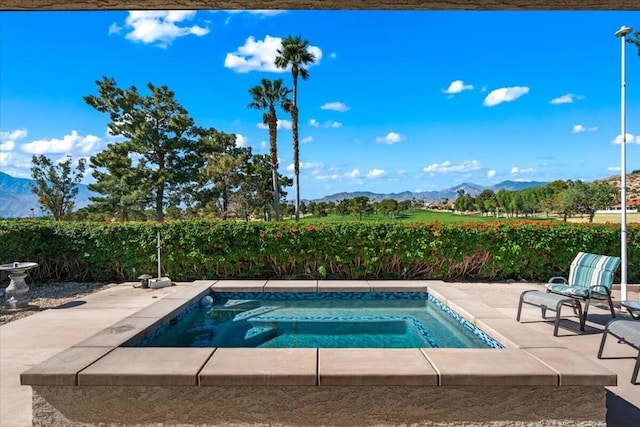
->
(275, 35), (317, 221)
(248, 78), (291, 221)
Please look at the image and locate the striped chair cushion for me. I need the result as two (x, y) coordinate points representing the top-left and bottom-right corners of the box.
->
(545, 252), (621, 299)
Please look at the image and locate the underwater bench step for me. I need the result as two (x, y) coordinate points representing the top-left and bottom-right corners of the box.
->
(517, 290), (585, 336)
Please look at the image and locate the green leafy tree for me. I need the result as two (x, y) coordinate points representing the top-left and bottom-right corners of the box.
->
(495, 189), (513, 218)
(555, 180), (615, 223)
(248, 78), (292, 221)
(241, 153), (292, 221)
(85, 76), (210, 221)
(537, 180), (569, 218)
(509, 192), (525, 217)
(349, 196), (373, 220)
(87, 141), (148, 221)
(280, 202), (295, 218)
(475, 189), (496, 216)
(588, 181), (618, 222)
(377, 198), (398, 218)
(557, 189), (576, 222)
(30, 155), (86, 221)
(275, 35), (317, 222)
(206, 137), (251, 220)
(336, 199), (350, 217)
(398, 200), (412, 212)
(455, 194), (475, 214)
(483, 198), (497, 217)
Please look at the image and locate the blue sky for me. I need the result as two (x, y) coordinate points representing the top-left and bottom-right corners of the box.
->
(1, 10), (639, 200)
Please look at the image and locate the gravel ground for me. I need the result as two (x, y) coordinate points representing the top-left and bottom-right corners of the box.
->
(0, 282), (111, 326)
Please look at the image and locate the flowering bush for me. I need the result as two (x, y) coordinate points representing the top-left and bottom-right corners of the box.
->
(0, 219), (637, 283)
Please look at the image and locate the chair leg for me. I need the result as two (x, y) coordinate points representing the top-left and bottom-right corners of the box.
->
(633, 351), (640, 385)
(597, 327), (609, 359)
(541, 305), (548, 319)
(516, 290), (535, 322)
(516, 292), (526, 321)
(583, 299), (591, 325)
(575, 302), (585, 331)
(606, 294), (616, 319)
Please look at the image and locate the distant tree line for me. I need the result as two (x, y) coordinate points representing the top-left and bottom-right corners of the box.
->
(452, 179), (632, 223)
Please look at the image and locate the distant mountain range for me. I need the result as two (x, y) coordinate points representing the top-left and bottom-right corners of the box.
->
(311, 181), (548, 204)
(1, 171), (548, 218)
(0, 172), (93, 218)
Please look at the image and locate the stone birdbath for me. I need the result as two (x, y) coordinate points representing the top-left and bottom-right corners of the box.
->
(0, 262), (39, 310)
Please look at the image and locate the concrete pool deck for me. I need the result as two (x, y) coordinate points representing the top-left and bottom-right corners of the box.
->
(1, 280), (639, 426)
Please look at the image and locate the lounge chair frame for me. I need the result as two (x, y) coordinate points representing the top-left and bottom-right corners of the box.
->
(545, 252), (620, 324)
(597, 319), (640, 384)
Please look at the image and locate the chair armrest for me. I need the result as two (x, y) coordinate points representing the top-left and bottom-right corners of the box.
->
(548, 276), (567, 284)
(589, 285), (612, 297)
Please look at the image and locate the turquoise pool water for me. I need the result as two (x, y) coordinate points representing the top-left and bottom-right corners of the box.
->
(139, 292), (502, 349)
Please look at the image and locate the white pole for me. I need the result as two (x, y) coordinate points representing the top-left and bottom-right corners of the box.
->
(157, 230), (162, 279)
(615, 25), (632, 301)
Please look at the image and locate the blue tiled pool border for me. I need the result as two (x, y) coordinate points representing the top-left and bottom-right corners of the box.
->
(135, 291), (504, 349)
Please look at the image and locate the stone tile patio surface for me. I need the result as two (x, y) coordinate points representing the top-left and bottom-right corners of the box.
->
(1, 279), (639, 426)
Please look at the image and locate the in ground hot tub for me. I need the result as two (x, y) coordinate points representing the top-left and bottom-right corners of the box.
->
(21, 280), (616, 427)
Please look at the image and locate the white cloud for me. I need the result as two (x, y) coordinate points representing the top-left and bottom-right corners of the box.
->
(286, 161), (324, 172)
(423, 160), (481, 174)
(21, 130), (102, 155)
(550, 94), (585, 105)
(111, 11), (209, 48)
(487, 169), (497, 178)
(257, 119), (292, 130)
(612, 133), (640, 144)
(225, 35), (322, 73)
(235, 134), (248, 147)
(0, 129), (28, 141)
(0, 140), (15, 151)
(344, 169), (360, 179)
(330, 52), (337, 59)
(315, 172), (341, 180)
(442, 80), (474, 95)
(0, 151), (14, 167)
(366, 168), (386, 178)
(375, 132), (404, 144)
(608, 166), (621, 171)
(483, 86), (529, 107)
(571, 125), (598, 133)
(301, 136), (313, 144)
(510, 166), (536, 175)
(320, 102), (350, 112)
(0, 128), (28, 151)
(309, 119), (342, 128)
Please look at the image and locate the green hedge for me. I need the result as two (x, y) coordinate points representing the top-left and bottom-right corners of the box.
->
(0, 219), (638, 283)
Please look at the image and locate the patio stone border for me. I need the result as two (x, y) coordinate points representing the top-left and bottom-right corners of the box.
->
(21, 280), (617, 426)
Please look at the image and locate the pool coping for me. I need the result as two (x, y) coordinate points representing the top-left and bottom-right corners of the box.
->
(20, 280), (617, 388)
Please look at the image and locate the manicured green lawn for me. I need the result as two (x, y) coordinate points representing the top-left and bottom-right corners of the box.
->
(288, 209), (502, 224)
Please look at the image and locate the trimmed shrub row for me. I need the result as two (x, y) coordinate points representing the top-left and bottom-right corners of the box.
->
(0, 219), (638, 283)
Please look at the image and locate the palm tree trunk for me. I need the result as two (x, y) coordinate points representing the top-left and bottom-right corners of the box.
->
(292, 72), (300, 222)
(269, 110), (280, 221)
(292, 104), (300, 221)
(272, 168), (279, 221)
